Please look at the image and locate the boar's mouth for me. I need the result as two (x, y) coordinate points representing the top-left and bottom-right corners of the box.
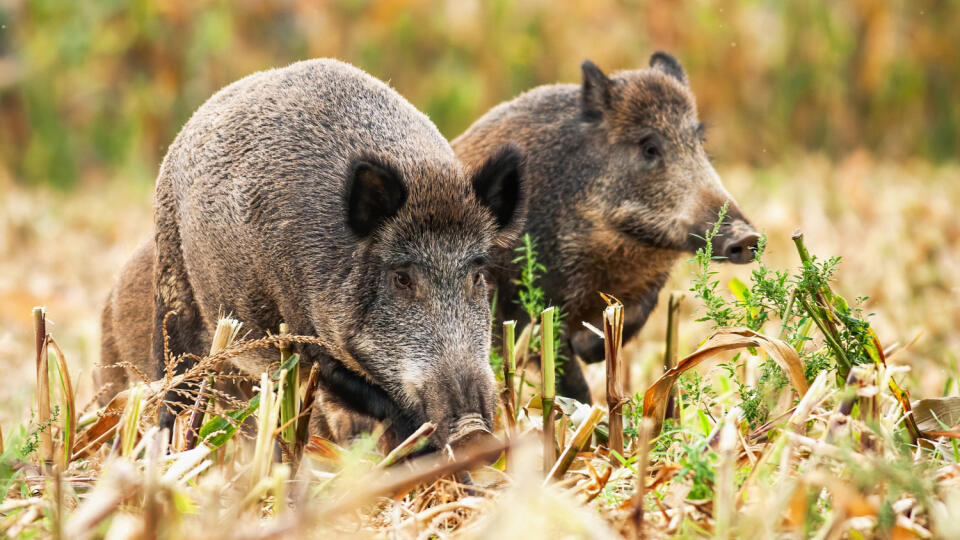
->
(318, 350), (426, 444)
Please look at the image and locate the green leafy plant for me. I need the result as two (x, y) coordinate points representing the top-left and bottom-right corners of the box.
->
(509, 233), (566, 384)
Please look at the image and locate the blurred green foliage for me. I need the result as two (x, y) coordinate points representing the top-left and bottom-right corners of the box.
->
(0, 0), (957, 188)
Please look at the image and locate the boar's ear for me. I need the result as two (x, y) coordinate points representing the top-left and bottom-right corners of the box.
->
(649, 51), (688, 87)
(347, 158), (408, 237)
(581, 59), (611, 122)
(472, 145), (527, 243)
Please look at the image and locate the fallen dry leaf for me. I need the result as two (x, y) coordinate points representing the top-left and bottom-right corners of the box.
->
(643, 327), (810, 435)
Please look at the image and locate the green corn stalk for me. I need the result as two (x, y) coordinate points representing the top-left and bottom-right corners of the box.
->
(278, 323), (299, 444)
(121, 384), (144, 458)
(791, 231), (921, 440)
(541, 307), (556, 472)
(503, 320), (517, 430)
(198, 353), (300, 449)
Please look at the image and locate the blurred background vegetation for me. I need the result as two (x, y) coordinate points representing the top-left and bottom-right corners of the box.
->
(0, 1), (958, 422)
(0, 0), (958, 189)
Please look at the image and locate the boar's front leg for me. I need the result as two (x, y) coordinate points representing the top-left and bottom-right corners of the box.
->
(152, 194), (212, 433)
(557, 348), (594, 404)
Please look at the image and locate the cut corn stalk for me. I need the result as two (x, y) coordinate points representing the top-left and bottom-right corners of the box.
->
(603, 302), (625, 458)
(541, 307), (556, 473)
(277, 322), (299, 444)
(502, 320), (517, 433)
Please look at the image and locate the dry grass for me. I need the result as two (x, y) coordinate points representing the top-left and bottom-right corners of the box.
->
(1, 153), (959, 538)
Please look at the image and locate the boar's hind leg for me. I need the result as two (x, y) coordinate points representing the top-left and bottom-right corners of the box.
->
(563, 285), (664, 403)
(570, 285), (663, 365)
(153, 207), (208, 433)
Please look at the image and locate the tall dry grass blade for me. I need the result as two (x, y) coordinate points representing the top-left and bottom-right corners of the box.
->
(251, 371), (282, 491)
(541, 307), (557, 473)
(378, 422), (437, 468)
(295, 363), (320, 462)
(502, 320), (517, 435)
(120, 384), (144, 458)
(142, 429), (165, 540)
(714, 408), (743, 539)
(604, 302), (625, 458)
(664, 292), (683, 420)
(47, 338), (75, 470)
(33, 306), (53, 470)
(52, 469), (63, 540)
(629, 418), (653, 539)
(546, 405), (604, 482)
(185, 317), (242, 450)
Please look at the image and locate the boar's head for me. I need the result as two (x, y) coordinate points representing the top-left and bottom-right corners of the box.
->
(579, 52), (759, 262)
(333, 146), (526, 453)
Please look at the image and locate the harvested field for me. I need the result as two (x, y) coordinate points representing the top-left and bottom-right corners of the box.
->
(2, 154), (960, 538)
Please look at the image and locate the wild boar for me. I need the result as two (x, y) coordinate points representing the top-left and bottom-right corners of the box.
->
(452, 52), (759, 403)
(99, 58), (527, 450)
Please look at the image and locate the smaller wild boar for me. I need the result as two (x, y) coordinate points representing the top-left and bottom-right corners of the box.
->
(452, 52), (759, 403)
(98, 59), (527, 450)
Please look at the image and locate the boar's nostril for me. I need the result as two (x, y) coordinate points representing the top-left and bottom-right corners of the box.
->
(722, 232), (761, 264)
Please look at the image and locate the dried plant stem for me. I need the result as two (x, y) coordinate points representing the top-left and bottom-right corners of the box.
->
(33, 307), (53, 470)
(630, 418), (653, 539)
(252, 371), (282, 491)
(295, 363), (321, 461)
(546, 405), (605, 482)
(502, 320), (517, 435)
(714, 409), (741, 539)
(378, 422), (437, 468)
(46, 338), (75, 470)
(664, 292), (683, 420)
(541, 307), (556, 473)
(513, 323), (533, 406)
(184, 379), (209, 451)
(604, 302), (625, 458)
(120, 384), (144, 458)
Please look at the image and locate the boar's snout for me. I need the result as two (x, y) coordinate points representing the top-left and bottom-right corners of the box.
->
(448, 412), (497, 455)
(417, 364), (498, 455)
(717, 217), (760, 264)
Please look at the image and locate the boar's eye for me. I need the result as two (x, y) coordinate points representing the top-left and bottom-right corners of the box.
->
(392, 270), (413, 290)
(640, 135), (663, 162)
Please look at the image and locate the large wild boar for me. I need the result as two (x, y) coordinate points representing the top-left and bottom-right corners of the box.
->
(97, 59), (527, 450)
(452, 52), (759, 403)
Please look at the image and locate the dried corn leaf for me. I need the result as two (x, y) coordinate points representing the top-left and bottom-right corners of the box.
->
(305, 435), (343, 463)
(71, 391), (127, 459)
(912, 397), (960, 438)
(643, 327), (810, 435)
